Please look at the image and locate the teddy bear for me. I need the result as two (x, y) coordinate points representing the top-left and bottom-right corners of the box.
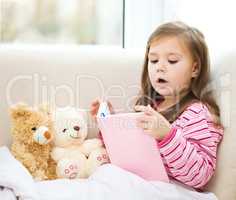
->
(10, 103), (57, 181)
(51, 106), (109, 179)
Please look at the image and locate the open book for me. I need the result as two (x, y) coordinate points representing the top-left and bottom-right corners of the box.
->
(97, 112), (169, 182)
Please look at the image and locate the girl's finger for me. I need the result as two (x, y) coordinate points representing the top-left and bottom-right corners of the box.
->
(90, 104), (100, 115)
(135, 105), (155, 115)
(90, 108), (98, 116)
(143, 129), (153, 135)
(136, 120), (150, 130)
(134, 105), (146, 112)
(137, 115), (153, 123)
(137, 121), (155, 136)
(107, 101), (115, 114)
(91, 98), (100, 106)
(145, 104), (156, 115)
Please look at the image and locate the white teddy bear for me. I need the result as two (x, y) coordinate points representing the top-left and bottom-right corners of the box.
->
(51, 107), (109, 179)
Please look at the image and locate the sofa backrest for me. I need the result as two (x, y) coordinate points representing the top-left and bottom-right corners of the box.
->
(0, 45), (144, 146)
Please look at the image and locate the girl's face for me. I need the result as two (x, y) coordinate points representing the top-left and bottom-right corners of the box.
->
(148, 36), (199, 98)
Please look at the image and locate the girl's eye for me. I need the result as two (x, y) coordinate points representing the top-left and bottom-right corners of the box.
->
(62, 128), (67, 133)
(168, 60), (178, 64)
(31, 127), (37, 131)
(150, 60), (158, 64)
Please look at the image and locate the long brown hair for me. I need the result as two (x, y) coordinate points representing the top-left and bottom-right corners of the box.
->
(135, 21), (222, 127)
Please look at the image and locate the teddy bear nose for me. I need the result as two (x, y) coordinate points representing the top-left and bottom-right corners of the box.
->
(44, 131), (51, 140)
(74, 126), (80, 131)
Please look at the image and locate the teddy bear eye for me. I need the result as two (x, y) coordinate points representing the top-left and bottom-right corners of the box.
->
(31, 127), (37, 131)
(62, 128), (67, 133)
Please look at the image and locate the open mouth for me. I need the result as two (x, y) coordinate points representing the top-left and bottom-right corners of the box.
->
(157, 78), (168, 83)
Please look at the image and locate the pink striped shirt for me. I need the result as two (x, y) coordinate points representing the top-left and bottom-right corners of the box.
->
(157, 102), (223, 189)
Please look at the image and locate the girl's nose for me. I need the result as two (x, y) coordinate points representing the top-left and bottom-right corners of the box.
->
(156, 60), (167, 72)
(156, 65), (166, 73)
(157, 68), (165, 72)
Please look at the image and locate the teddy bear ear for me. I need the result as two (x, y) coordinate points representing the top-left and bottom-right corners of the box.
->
(76, 108), (88, 121)
(9, 103), (32, 120)
(38, 103), (52, 116)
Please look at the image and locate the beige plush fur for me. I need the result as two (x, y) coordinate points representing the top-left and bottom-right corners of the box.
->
(10, 103), (57, 181)
(51, 107), (109, 179)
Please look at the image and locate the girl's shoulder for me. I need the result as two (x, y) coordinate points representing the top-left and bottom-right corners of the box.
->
(174, 101), (224, 140)
(177, 101), (223, 130)
(179, 101), (213, 122)
(185, 101), (208, 114)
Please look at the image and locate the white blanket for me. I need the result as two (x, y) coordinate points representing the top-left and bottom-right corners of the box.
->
(0, 146), (217, 200)
(0, 187), (17, 200)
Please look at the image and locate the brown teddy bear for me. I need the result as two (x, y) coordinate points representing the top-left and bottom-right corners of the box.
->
(10, 103), (57, 181)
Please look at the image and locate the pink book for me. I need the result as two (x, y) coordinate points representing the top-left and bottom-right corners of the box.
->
(97, 112), (169, 182)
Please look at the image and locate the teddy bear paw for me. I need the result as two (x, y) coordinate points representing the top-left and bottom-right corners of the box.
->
(96, 153), (109, 164)
(57, 159), (81, 179)
(88, 149), (110, 168)
(64, 163), (79, 179)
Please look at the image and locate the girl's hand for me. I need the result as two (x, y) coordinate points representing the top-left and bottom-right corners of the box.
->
(89, 98), (115, 120)
(134, 105), (171, 140)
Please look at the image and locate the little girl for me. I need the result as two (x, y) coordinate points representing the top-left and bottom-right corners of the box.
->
(90, 21), (224, 190)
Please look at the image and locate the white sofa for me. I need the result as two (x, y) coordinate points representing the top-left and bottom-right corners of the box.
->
(0, 45), (235, 200)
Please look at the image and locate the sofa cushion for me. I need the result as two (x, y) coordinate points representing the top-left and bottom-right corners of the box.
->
(205, 51), (236, 200)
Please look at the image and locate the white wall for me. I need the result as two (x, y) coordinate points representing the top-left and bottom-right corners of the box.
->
(125, 0), (236, 58)
(125, 0), (164, 48)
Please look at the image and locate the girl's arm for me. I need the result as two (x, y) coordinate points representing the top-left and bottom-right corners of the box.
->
(158, 103), (223, 189)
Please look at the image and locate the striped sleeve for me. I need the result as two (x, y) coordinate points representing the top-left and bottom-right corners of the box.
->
(158, 103), (224, 189)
